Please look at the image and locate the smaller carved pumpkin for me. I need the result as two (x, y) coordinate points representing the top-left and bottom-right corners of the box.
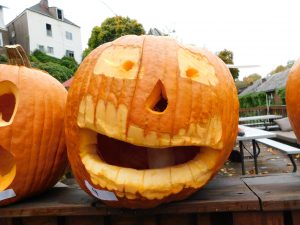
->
(286, 59), (300, 138)
(0, 45), (68, 206)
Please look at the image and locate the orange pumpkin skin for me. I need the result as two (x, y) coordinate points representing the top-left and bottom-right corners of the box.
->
(286, 59), (300, 139)
(0, 65), (68, 206)
(65, 35), (239, 208)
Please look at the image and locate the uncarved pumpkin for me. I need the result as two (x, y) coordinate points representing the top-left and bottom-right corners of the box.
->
(0, 45), (68, 206)
(286, 59), (300, 139)
(65, 35), (239, 208)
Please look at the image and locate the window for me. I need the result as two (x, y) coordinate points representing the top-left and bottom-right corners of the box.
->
(66, 31), (72, 40)
(47, 46), (54, 54)
(0, 33), (3, 47)
(66, 50), (74, 58)
(38, 45), (45, 52)
(11, 31), (15, 38)
(46, 23), (52, 37)
(57, 9), (63, 20)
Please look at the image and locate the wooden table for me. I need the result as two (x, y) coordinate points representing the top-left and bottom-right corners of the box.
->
(237, 125), (276, 175)
(1, 174), (300, 225)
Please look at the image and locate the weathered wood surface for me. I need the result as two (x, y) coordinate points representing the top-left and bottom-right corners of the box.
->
(242, 173), (300, 211)
(0, 176), (259, 218)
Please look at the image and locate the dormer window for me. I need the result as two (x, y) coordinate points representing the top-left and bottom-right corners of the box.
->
(57, 9), (63, 20)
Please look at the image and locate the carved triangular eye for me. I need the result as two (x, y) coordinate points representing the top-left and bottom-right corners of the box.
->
(146, 80), (168, 113)
(0, 81), (18, 127)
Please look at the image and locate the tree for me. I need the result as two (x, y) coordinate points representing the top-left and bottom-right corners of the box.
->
(270, 65), (286, 75)
(243, 73), (261, 85)
(269, 60), (295, 75)
(217, 49), (239, 80)
(83, 16), (145, 59)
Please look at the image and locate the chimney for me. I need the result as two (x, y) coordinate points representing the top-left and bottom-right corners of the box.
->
(40, 0), (49, 9)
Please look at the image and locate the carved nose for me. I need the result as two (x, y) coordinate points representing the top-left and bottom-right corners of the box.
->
(145, 80), (168, 114)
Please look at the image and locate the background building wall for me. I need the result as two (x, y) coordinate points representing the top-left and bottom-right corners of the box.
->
(27, 10), (82, 62)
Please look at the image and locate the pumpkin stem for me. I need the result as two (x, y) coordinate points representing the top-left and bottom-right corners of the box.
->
(5, 45), (31, 68)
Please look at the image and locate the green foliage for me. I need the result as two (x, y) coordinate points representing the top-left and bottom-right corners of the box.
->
(276, 88), (286, 104)
(33, 62), (73, 83)
(217, 49), (239, 80)
(239, 92), (267, 108)
(270, 60), (295, 75)
(270, 65), (286, 75)
(32, 50), (61, 64)
(83, 16), (145, 59)
(243, 73), (261, 85)
(60, 56), (79, 72)
(30, 50), (78, 83)
(0, 54), (7, 64)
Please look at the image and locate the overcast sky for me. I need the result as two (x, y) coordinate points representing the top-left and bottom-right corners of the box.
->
(2, 0), (300, 79)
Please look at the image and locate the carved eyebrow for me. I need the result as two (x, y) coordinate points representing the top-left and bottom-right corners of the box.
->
(178, 48), (218, 86)
(94, 46), (142, 79)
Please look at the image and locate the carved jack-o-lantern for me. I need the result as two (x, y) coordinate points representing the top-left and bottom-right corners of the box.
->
(286, 59), (300, 138)
(65, 35), (239, 208)
(0, 45), (68, 206)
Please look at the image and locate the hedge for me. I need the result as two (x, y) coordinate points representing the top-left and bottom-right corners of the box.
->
(276, 88), (286, 104)
(239, 92), (267, 108)
(32, 62), (73, 83)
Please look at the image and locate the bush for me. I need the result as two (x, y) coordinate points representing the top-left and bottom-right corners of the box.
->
(33, 62), (73, 83)
(32, 50), (61, 64)
(276, 88), (286, 104)
(0, 54), (7, 64)
(239, 92), (266, 108)
(60, 56), (78, 72)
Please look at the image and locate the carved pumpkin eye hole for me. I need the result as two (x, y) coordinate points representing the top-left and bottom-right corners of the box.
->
(0, 81), (19, 127)
(186, 67), (199, 78)
(146, 80), (168, 113)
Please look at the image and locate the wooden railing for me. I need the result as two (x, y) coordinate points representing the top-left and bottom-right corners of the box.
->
(239, 105), (287, 117)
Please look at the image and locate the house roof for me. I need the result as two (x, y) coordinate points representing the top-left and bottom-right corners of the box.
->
(239, 69), (290, 96)
(28, 3), (80, 27)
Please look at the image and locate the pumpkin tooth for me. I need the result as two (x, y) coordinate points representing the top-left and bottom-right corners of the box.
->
(84, 95), (95, 127)
(95, 99), (106, 133)
(116, 104), (128, 139)
(77, 96), (86, 128)
(104, 102), (118, 136)
(127, 125), (145, 146)
(142, 168), (172, 199)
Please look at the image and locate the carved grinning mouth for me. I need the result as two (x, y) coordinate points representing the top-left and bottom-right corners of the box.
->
(78, 94), (223, 200)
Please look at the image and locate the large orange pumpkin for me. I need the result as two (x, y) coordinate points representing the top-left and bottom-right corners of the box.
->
(286, 59), (300, 138)
(65, 35), (239, 208)
(0, 45), (68, 206)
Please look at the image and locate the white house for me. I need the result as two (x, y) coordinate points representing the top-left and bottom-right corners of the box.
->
(0, 3), (9, 54)
(6, 0), (82, 62)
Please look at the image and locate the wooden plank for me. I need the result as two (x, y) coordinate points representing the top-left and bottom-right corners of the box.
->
(0, 177), (259, 217)
(0, 218), (13, 225)
(233, 212), (262, 225)
(292, 210), (300, 225)
(196, 214), (211, 225)
(158, 214), (194, 225)
(65, 216), (105, 225)
(242, 174), (300, 211)
(262, 212), (284, 225)
(110, 215), (157, 225)
(21, 216), (58, 225)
